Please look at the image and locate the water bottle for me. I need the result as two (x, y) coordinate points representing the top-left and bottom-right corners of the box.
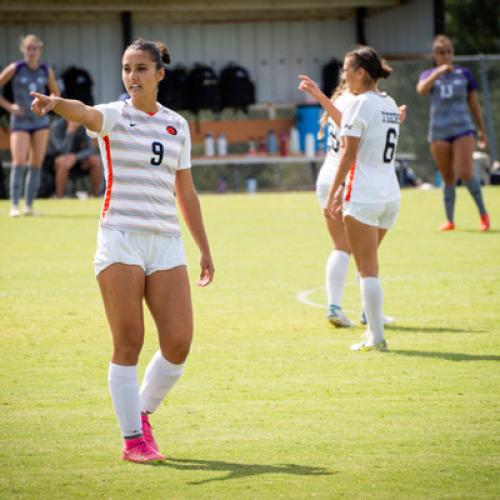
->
(216, 133), (227, 156)
(204, 133), (215, 157)
(246, 176), (257, 194)
(305, 132), (316, 158)
(289, 126), (300, 155)
(248, 137), (257, 155)
(267, 129), (277, 155)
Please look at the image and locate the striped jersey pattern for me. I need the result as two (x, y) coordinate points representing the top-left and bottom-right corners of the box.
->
(92, 100), (191, 235)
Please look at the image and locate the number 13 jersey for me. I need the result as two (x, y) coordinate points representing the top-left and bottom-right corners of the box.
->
(340, 91), (400, 204)
(90, 100), (191, 235)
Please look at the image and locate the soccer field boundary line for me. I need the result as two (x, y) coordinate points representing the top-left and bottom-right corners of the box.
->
(295, 287), (325, 309)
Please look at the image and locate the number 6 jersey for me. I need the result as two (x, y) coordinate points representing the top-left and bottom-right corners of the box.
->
(89, 99), (191, 235)
(340, 91), (400, 204)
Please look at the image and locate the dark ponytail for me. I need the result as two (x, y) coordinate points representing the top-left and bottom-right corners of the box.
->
(126, 38), (171, 68)
(346, 46), (392, 81)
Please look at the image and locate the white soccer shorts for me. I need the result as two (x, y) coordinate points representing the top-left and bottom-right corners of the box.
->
(94, 225), (187, 277)
(343, 199), (400, 229)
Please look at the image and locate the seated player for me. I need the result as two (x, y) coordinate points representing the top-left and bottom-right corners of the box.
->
(46, 117), (102, 197)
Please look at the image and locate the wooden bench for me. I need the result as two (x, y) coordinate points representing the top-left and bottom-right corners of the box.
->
(188, 118), (295, 144)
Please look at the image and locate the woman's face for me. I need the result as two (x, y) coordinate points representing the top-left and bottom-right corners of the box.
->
(21, 38), (42, 64)
(122, 49), (164, 101)
(433, 41), (454, 66)
(342, 56), (364, 93)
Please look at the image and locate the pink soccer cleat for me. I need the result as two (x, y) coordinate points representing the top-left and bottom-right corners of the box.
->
(141, 413), (160, 453)
(438, 220), (455, 232)
(480, 213), (490, 232)
(121, 437), (164, 463)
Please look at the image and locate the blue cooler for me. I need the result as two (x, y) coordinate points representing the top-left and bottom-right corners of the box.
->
(296, 104), (325, 153)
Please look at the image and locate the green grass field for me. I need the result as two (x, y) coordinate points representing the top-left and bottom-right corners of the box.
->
(1, 187), (499, 499)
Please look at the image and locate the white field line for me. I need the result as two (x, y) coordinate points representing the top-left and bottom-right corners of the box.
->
(297, 279), (398, 324)
(295, 287), (325, 309)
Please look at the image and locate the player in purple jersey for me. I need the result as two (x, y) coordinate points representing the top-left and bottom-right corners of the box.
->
(417, 35), (490, 232)
(0, 34), (60, 217)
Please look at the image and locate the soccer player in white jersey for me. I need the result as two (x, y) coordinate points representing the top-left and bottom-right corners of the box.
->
(326, 46), (401, 351)
(299, 78), (356, 327)
(31, 39), (214, 462)
(298, 72), (403, 330)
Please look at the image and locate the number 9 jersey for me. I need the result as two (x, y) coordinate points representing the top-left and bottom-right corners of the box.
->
(88, 99), (191, 235)
(340, 91), (400, 204)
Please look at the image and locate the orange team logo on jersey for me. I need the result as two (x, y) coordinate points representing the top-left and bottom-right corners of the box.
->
(166, 126), (177, 135)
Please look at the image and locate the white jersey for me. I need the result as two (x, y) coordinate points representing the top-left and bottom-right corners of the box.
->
(90, 100), (191, 235)
(316, 92), (356, 188)
(340, 91), (400, 203)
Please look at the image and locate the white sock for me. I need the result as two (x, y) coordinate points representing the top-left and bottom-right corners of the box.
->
(360, 277), (384, 343)
(140, 351), (184, 414)
(326, 250), (350, 307)
(356, 271), (365, 317)
(356, 271), (362, 301)
(108, 363), (142, 439)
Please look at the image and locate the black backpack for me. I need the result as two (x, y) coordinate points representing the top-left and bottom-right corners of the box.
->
(322, 58), (342, 97)
(61, 66), (94, 105)
(220, 63), (255, 112)
(157, 65), (190, 111)
(0, 77), (13, 130)
(187, 64), (221, 113)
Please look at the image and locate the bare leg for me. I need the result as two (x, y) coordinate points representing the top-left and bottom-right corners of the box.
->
(54, 155), (73, 198)
(325, 214), (351, 254)
(29, 129), (49, 168)
(145, 266), (192, 364)
(97, 263), (146, 365)
(344, 216), (380, 278)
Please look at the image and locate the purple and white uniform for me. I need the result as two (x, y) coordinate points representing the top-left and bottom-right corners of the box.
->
(10, 60), (50, 132)
(418, 66), (478, 142)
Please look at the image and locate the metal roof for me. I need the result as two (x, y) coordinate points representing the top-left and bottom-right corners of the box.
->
(0, 0), (406, 22)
